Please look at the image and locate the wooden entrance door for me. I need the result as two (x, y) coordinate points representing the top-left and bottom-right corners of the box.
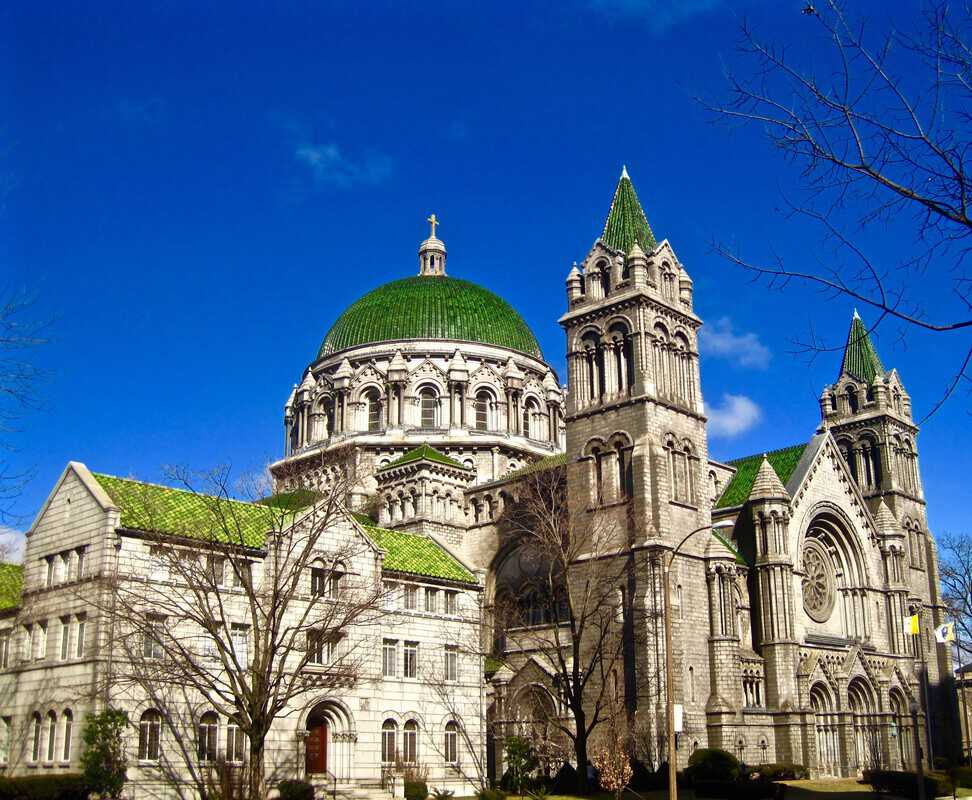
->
(305, 718), (328, 774)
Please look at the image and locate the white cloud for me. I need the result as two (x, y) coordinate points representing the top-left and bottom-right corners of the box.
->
(587, 0), (723, 30)
(0, 526), (26, 563)
(700, 317), (771, 370)
(707, 393), (763, 438)
(295, 144), (393, 189)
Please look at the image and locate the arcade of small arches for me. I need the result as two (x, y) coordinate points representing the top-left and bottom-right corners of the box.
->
(826, 380), (907, 418)
(665, 434), (699, 506)
(573, 255), (688, 307)
(378, 486), (466, 527)
(285, 369), (563, 457)
(568, 317), (699, 412)
(807, 677), (917, 775)
(583, 433), (634, 506)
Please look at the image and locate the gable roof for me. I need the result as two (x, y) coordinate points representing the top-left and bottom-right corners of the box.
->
(377, 444), (466, 473)
(715, 444), (808, 509)
(0, 563), (23, 611)
(352, 514), (476, 584)
(92, 473), (285, 548)
(600, 168), (657, 254)
(840, 312), (885, 383)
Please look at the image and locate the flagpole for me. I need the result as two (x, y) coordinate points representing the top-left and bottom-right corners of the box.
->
(954, 623), (971, 763)
(917, 608), (935, 764)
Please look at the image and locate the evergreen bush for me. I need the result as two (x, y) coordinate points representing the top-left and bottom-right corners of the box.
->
(278, 779), (314, 800)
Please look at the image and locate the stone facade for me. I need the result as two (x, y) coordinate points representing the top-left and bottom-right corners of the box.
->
(0, 169), (957, 797)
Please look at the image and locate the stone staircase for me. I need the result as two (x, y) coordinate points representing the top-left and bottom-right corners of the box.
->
(308, 777), (391, 800)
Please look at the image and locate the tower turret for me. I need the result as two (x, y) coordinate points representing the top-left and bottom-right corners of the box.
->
(418, 213), (447, 276)
(820, 311), (924, 520)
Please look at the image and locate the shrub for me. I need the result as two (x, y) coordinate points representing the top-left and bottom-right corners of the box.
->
(753, 763), (809, 781)
(956, 766), (972, 788)
(432, 789), (455, 800)
(405, 779), (429, 800)
(0, 775), (89, 800)
(865, 769), (943, 800)
(686, 748), (741, 782)
(80, 708), (128, 800)
(551, 762), (577, 794)
(627, 759), (658, 790)
(476, 789), (507, 800)
(278, 779), (314, 800)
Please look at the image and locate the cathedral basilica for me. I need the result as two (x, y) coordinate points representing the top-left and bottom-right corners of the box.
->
(0, 169), (956, 796)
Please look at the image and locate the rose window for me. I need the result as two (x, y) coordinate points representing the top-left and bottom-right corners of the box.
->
(802, 540), (836, 623)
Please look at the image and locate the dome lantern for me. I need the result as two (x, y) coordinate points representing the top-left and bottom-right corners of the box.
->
(418, 213), (447, 276)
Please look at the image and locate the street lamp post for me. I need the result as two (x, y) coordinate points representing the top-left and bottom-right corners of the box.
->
(911, 700), (926, 800)
(663, 520), (737, 800)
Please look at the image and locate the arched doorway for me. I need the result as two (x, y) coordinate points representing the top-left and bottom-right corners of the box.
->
(303, 700), (355, 781)
(810, 682), (840, 776)
(306, 708), (329, 775)
(848, 677), (881, 771)
(889, 689), (911, 769)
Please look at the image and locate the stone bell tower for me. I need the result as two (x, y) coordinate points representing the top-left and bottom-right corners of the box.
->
(558, 167), (714, 758)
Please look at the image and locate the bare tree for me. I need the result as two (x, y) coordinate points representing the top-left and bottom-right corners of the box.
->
(0, 288), (47, 522)
(491, 465), (635, 793)
(705, 1), (972, 416)
(939, 532), (972, 664)
(417, 590), (490, 793)
(94, 450), (385, 800)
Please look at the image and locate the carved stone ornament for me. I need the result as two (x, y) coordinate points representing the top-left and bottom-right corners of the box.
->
(802, 538), (836, 623)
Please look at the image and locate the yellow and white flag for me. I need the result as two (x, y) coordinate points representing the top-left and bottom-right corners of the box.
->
(935, 622), (955, 644)
(905, 614), (920, 635)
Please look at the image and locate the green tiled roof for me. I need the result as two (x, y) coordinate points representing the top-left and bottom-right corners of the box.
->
(93, 473), (279, 548)
(0, 563), (23, 611)
(505, 452), (568, 481)
(840, 312), (884, 383)
(377, 444), (466, 473)
(714, 444), (808, 509)
(601, 169), (657, 254)
(353, 514), (476, 584)
(319, 276), (542, 359)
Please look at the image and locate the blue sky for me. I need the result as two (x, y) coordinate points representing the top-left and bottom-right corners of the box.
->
(3, 1), (969, 550)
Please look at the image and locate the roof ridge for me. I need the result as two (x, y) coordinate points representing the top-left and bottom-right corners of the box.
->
(92, 472), (258, 510)
(725, 442), (806, 467)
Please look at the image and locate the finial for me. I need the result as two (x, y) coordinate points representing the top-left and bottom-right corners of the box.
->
(427, 213), (439, 239)
(853, 308), (860, 320)
(621, 164), (629, 179)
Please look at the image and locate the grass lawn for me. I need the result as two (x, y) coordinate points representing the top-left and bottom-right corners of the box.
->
(496, 785), (972, 800)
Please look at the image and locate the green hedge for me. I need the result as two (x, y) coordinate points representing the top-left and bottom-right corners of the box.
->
(752, 763), (810, 781)
(0, 775), (90, 800)
(278, 780), (314, 800)
(686, 748), (741, 782)
(405, 779), (429, 800)
(864, 769), (948, 799)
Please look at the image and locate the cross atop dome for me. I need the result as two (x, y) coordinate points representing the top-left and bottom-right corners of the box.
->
(419, 212), (447, 276)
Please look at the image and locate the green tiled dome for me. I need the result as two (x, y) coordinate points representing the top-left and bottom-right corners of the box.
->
(319, 276), (542, 359)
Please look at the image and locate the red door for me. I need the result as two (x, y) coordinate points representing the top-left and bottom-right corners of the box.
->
(305, 719), (328, 774)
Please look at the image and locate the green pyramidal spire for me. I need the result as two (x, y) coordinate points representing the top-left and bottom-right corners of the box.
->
(600, 165), (657, 254)
(840, 310), (885, 383)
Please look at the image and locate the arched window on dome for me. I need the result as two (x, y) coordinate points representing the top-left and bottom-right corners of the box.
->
(419, 388), (438, 429)
(475, 390), (493, 431)
(522, 398), (540, 440)
(364, 389), (382, 433)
